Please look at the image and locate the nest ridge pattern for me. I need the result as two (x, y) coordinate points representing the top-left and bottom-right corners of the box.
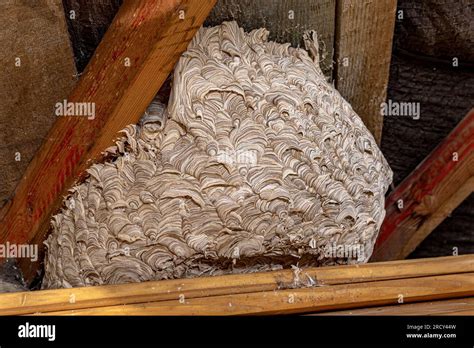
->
(43, 22), (393, 289)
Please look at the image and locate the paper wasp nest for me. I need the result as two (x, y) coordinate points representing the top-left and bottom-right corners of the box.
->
(43, 22), (392, 289)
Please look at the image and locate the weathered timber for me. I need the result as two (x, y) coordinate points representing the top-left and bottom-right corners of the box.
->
(37, 272), (474, 315)
(314, 297), (474, 316)
(334, 0), (397, 143)
(372, 109), (474, 261)
(0, 255), (471, 315)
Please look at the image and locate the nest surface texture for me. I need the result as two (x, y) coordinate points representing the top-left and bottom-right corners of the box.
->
(43, 22), (393, 289)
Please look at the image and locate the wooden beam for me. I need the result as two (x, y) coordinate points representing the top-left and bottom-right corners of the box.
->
(372, 109), (474, 261)
(313, 297), (474, 316)
(36, 272), (474, 315)
(0, 255), (472, 315)
(334, 0), (397, 144)
(0, 0), (217, 283)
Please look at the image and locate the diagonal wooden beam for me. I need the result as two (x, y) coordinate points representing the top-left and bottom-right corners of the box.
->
(372, 108), (474, 261)
(0, 0), (217, 283)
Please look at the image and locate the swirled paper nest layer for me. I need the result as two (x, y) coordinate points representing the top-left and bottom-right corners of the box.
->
(43, 22), (392, 289)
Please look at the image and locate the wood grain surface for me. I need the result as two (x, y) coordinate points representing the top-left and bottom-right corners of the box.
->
(36, 272), (474, 315)
(0, 255), (471, 315)
(334, 0), (397, 144)
(373, 109), (474, 261)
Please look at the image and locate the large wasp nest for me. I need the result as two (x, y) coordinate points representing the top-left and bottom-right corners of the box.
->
(43, 22), (392, 289)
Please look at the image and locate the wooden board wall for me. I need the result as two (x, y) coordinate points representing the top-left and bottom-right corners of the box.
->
(0, 0), (77, 211)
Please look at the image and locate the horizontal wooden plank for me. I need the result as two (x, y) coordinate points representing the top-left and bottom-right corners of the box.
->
(0, 0), (217, 284)
(0, 255), (472, 315)
(372, 109), (474, 261)
(37, 272), (474, 315)
(315, 297), (474, 316)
